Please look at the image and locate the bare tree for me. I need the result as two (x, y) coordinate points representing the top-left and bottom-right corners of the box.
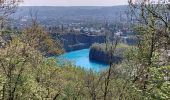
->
(0, 0), (22, 30)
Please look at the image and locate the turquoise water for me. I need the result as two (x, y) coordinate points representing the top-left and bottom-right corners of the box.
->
(58, 49), (108, 72)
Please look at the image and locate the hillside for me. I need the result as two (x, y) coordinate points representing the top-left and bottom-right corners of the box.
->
(12, 6), (129, 24)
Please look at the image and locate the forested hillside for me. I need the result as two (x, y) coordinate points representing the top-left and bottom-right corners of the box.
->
(0, 0), (170, 100)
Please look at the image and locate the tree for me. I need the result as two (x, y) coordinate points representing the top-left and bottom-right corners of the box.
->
(128, 0), (170, 99)
(0, 0), (23, 30)
(20, 12), (64, 56)
(0, 37), (43, 100)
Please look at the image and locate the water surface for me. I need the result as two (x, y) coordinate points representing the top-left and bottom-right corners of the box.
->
(58, 49), (108, 72)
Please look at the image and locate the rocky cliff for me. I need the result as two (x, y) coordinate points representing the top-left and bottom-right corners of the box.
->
(51, 32), (137, 52)
(60, 33), (106, 52)
(89, 48), (122, 64)
(89, 43), (128, 64)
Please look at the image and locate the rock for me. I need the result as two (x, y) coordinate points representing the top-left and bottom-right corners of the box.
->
(59, 33), (106, 52)
(89, 44), (125, 64)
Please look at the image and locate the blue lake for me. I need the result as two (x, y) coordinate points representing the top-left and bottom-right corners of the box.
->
(57, 49), (108, 72)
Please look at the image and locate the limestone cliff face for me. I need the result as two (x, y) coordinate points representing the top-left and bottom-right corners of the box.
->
(89, 47), (123, 64)
(60, 33), (106, 52)
(89, 43), (129, 64)
(51, 32), (136, 52)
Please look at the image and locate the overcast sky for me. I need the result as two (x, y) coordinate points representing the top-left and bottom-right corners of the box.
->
(20, 0), (128, 6)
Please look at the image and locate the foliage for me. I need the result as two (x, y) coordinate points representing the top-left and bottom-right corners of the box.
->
(0, 37), (90, 99)
(0, 0), (170, 99)
(21, 23), (64, 56)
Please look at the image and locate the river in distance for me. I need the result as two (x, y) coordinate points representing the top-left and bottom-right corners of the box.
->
(57, 49), (108, 72)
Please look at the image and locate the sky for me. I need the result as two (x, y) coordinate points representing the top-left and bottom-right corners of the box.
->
(20, 0), (128, 6)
